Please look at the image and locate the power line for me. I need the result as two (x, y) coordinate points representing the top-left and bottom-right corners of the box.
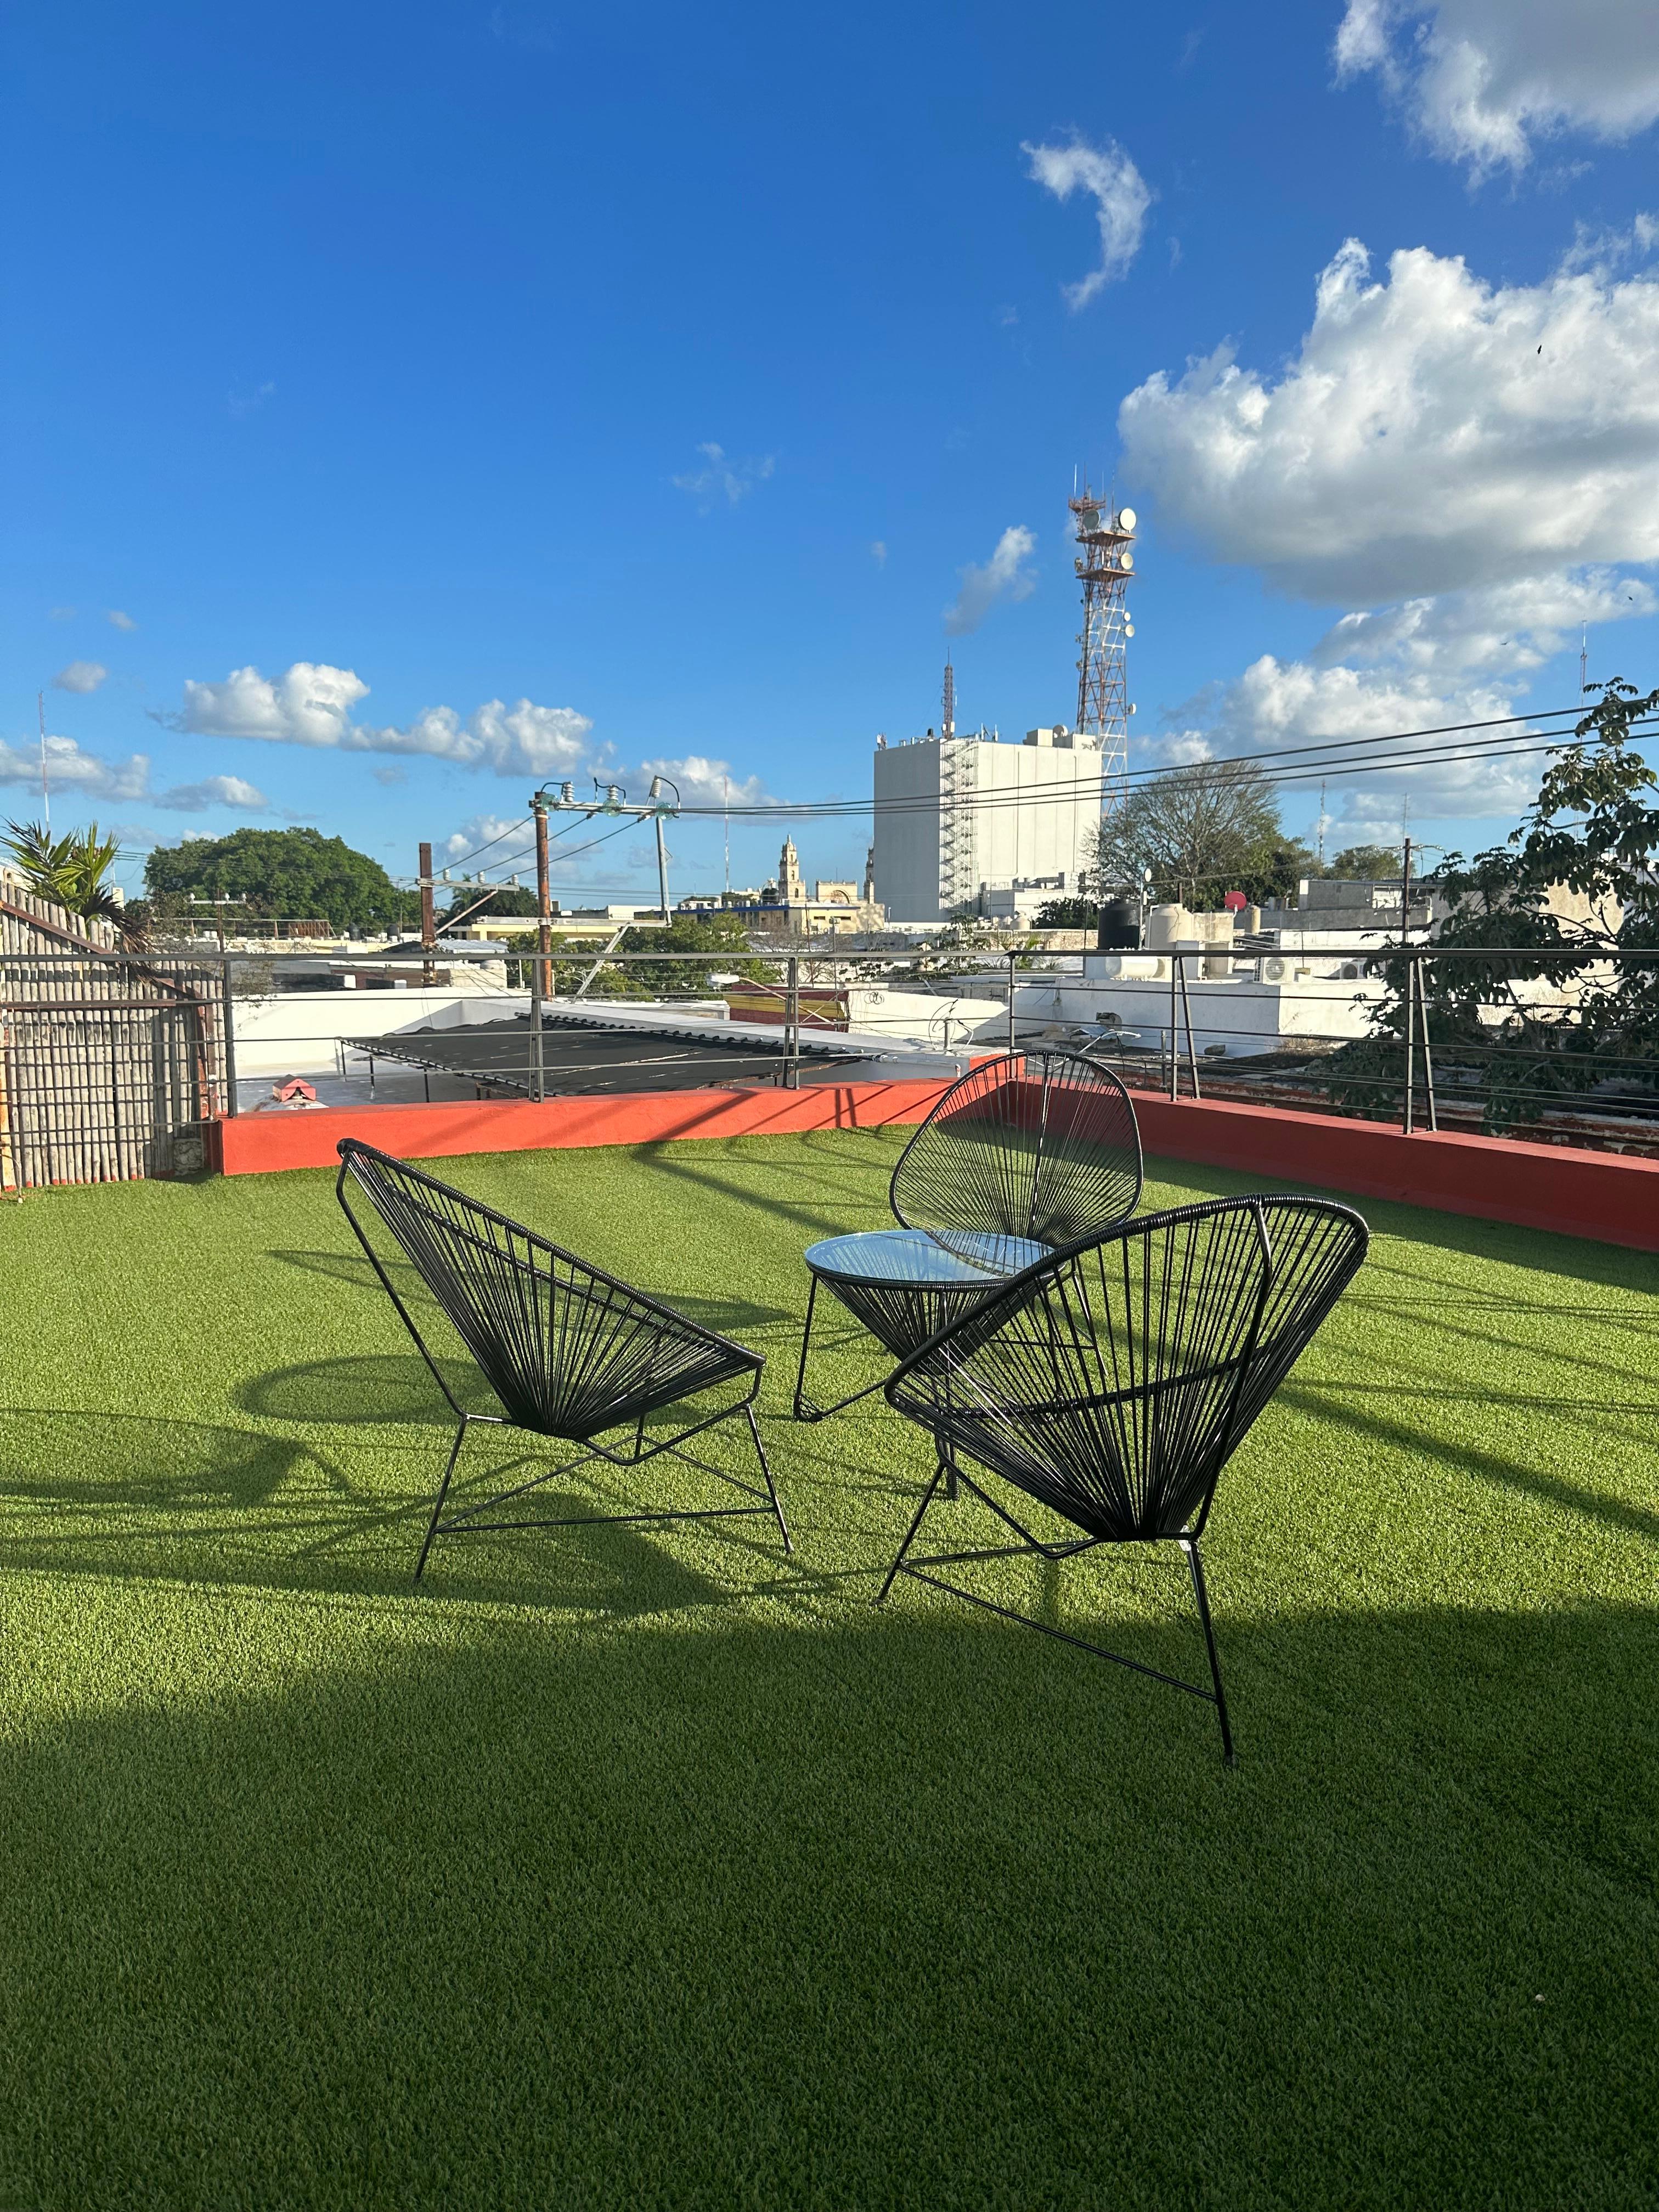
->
(672, 703), (1620, 820)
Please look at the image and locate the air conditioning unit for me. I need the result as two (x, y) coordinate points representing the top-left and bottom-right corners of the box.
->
(1263, 957), (1288, 981)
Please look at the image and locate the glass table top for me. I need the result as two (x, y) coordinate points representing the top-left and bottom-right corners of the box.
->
(803, 1226), (1051, 1289)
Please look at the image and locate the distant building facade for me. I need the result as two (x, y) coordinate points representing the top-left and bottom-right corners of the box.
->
(872, 726), (1102, 923)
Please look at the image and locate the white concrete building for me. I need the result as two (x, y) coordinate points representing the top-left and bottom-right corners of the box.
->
(872, 726), (1102, 923)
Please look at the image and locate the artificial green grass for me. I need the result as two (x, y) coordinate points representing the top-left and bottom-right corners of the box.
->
(1, 1130), (1655, 2210)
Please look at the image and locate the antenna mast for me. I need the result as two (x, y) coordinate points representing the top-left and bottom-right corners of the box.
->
(1068, 484), (1136, 816)
(941, 656), (955, 741)
(37, 692), (50, 834)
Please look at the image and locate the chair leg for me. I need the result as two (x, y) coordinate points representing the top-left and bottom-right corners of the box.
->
(415, 1415), (471, 1584)
(745, 1402), (792, 1555)
(874, 1461), (945, 1606)
(792, 1274), (822, 1420)
(1183, 1538), (1236, 1767)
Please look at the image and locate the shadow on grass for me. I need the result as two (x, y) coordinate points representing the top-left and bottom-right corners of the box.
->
(1, 1595), (1655, 2210)
(1144, 1151), (1658, 1294)
(1279, 1383), (1659, 1544)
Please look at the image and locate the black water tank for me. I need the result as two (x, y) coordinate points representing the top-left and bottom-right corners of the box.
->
(1097, 899), (1138, 951)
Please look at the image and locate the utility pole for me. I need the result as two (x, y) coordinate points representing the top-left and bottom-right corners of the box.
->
(532, 791), (552, 1000)
(37, 693), (49, 834)
(1317, 780), (1327, 870)
(419, 840), (436, 986)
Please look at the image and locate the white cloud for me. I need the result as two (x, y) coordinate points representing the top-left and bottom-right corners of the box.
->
(944, 525), (1038, 635)
(106, 610), (137, 631)
(168, 662), (370, 746)
(443, 813), (528, 865)
(1335, 0), (1659, 174)
(1160, 652), (1539, 830)
(351, 698), (594, 777)
(161, 663), (595, 779)
(1311, 568), (1655, 677)
(635, 754), (768, 808)
(1154, 561), (1656, 836)
(0, 734), (150, 802)
(672, 442), (776, 510)
(53, 661), (108, 694)
(49, 605), (75, 620)
(371, 764), (407, 786)
(870, 539), (888, 566)
(1118, 237), (1659, 601)
(1023, 136), (1152, 307)
(153, 775), (269, 813)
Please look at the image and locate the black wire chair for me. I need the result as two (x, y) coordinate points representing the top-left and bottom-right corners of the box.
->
(335, 1139), (789, 1581)
(794, 1049), (1144, 1422)
(877, 1194), (1369, 1762)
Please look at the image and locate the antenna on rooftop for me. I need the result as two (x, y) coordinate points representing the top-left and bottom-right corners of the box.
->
(1317, 779), (1327, 870)
(1581, 624), (1589, 696)
(37, 692), (49, 834)
(942, 654), (955, 741)
(1068, 477), (1136, 822)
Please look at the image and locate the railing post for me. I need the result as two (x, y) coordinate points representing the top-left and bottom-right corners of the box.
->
(1178, 950), (1202, 1101)
(1402, 953), (1416, 1134)
(1007, 950), (1017, 1055)
(1419, 948), (1438, 1131)
(785, 955), (799, 1089)
(1169, 953), (1180, 1099)
(219, 956), (238, 1117)
(530, 955), (545, 1103)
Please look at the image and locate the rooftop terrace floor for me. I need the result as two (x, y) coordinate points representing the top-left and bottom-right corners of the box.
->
(1, 1131), (1655, 2208)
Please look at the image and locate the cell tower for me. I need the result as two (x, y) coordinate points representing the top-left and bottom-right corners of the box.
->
(1069, 485), (1136, 813)
(941, 654), (955, 740)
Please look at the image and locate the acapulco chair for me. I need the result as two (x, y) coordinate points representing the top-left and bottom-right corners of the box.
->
(877, 1193), (1369, 1762)
(793, 1049), (1143, 1423)
(335, 1139), (789, 1581)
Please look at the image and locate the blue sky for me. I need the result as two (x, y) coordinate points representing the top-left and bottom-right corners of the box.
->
(5, 0), (1658, 904)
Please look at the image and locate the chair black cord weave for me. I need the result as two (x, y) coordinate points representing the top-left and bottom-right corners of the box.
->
(794, 1050), (1144, 1423)
(877, 1193), (1369, 1762)
(335, 1139), (789, 1580)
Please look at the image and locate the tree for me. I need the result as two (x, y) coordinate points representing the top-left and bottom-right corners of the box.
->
(1087, 759), (1296, 909)
(3, 819), (123, 921)
(1032, 896), (1097, 929)
(507, 910), (768, 998)
(143, 827), (416, 932)
(449, 883), (539, 921)
(1327, 843), (1401, 879)
(1329, 679), (1659, 1130)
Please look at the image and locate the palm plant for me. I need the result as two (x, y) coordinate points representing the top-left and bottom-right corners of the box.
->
(2, 819), (124, 921)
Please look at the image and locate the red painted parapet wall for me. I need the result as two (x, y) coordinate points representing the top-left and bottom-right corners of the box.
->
(1130, 1093), (1659, 1252)
(209, 1082), (1659, 1253)
(211, 1079), (961, 1177)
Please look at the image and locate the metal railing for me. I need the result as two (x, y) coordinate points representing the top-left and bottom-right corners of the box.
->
(6, 937), (1654, 1185)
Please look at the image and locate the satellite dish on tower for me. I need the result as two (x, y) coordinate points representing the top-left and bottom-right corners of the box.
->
(1079, 507), (1101, 533)
(1119, 550), (1134, 571)
(1117, 506), (1137, 531)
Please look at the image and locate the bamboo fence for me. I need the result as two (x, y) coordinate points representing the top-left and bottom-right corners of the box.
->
(0, 882), (229, 1190)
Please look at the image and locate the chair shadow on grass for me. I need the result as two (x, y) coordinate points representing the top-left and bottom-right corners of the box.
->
(0, 1389), (777, 1622)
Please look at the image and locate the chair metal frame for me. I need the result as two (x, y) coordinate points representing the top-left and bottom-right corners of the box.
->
(793, 1049), (1144, 1423)
(874, 1193), (1370, 1762)
(335, 1139), (789, 1580)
